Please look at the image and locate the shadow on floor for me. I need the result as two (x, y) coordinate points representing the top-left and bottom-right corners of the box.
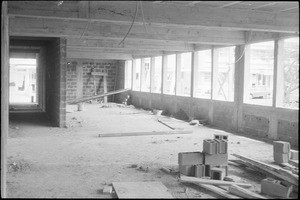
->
(9, 112), (53, 127)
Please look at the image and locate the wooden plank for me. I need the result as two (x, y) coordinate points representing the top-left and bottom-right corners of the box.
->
(157, 119), (176, 130)
(98, 130), (193, 137)
(1, 1), (9, 197)
(196, 183), (242, 199)
(180, 175), (252, 188)
(228, 185), (267, 199)
(112, 182), (173, 198)
(66, 89), (130, 104)
(7, 1), (299, 33)
(232, 154), (298, 186)
(288, 159), (298, 168)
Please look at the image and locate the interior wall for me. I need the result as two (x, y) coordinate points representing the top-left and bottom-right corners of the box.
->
(45, 38), (67, 127)
(65, 58), (121, 102)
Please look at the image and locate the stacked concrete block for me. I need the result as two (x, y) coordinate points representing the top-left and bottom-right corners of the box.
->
(204, 153), (228, 166)
(214, 139), (227, 154)
(178, 152), (204, 176)
(210, 167), (226, 180)
(214, 134), (228, 141)
(261, 178), (293, 198)
(289, 150), (299, 160)
(195, 164), (206, 178)
(273, 141), (290, 164)
(179, 165), (195, 176)
(203, 139), (218, 154)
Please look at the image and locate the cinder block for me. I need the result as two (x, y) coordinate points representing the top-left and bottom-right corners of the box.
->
(214, 139), (228, 154)
(203, 139), (218, 154)
(205, 165), (211, 176)
(179, 165), (195, 176)
(214, 134), (228, 141)
(289, 150), (299, 160)
(195, 164), (206, 178)
(178, 152), (204, 166)
(273, 141), (290, 153)
(210, 167), (226, 180)
(274, 152), (289, 164)
(204, 153), (228, 166)
(261, 178), (293, 198)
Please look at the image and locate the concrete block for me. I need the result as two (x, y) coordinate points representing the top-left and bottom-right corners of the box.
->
(214, 134), (228, 141)
(289, 150), (298, 160)
(273, 141), (290, 153)
(203, 139), (218, 154)
(214, 139), (227, 154)
(102, 186), (113, 194)
(261, 178), (292, 198)
(204, 153), (228, 166)
(178, 152), (204, 166)
(210, 167), (226, 180)
(205, 165), (211, 176)
(195, 164), (206, 178)
(179, 165), (195, 176)
(274, 152), (289, 164)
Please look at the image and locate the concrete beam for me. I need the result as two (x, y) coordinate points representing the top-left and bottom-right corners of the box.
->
(7, 1), (299, 33)
(67, 38), (195, 52)
(9, 16), (245, 45)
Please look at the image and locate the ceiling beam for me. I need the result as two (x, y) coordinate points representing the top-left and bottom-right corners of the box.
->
(9, 16), (245, 45)
(66, 38), (195, 52)
(67, 51), (133, 60)
(7, 1), (299, 33)
(252, 2), (277, 10)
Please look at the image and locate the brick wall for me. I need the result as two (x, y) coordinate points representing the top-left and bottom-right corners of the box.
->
(45, 38), (67, 127)
(66, 59), (121, 102)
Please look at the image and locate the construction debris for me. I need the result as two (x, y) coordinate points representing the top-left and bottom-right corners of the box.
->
(228, 185), (267, 199)
(261, 177), (293, 198)
(102, 186), (113, 194)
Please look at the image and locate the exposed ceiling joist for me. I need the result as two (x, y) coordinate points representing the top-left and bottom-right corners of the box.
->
(252, 2), (277, 9)
(7, 1), (299, 33)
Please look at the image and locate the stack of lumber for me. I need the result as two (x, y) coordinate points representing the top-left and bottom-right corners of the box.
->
(231, 154), (298, 187)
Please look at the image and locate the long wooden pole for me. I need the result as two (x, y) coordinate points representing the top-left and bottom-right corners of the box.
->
(66, 89), (130, 104)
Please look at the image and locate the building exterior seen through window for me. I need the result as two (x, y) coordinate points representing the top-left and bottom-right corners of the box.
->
(9, 58), (37, 104)
(141, 57), (151, 92)
(132, 59), (141, 91)
(177, 52), (192, 96)
(164, 54), (176, 95)
(124, 60), (132, 89)
(153, 56), (162, 93)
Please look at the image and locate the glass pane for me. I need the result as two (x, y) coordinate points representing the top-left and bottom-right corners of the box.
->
(164, 54), (176, 95)
(245, 41), (274, 106)
(141, 58), (151, 92)
(278, 37), (299, 109)
(153, 56), (162, 93)
(132, 59), (141, 91)
(124, 60), (132, 89)
(9, 58), (37, 104)
(214, 46), (235, 101)
(177, 52), (192, 96)
(194, 50), (212, 99)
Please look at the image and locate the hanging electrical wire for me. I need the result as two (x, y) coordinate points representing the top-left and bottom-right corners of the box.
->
(140, 0), (148, 33)
(234, 30), (253, 63)
(118, 2), (139, 46)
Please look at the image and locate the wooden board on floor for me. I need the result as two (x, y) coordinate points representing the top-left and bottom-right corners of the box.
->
(112, 182), (173, 199)
(98, 130), (193, 137)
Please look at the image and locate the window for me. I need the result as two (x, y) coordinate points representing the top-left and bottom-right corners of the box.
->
(141, 57), (151, 92)
(153, 56), (162, 93)
(194, 50), (212, 99)
(213, 46), (235, 101)
(164, 54), (176, 95)
(244, 41), (274, 106)
(132, 59), (141, 91)
(177, 52), (192, 96)
(124, 60), (132, 89)
(276, 37), (299, 109)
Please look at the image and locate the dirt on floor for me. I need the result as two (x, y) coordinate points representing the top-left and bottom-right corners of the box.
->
(6, 103), (298, 198)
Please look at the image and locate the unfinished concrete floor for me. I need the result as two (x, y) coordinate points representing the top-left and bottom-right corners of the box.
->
(7, 103), (298, 198)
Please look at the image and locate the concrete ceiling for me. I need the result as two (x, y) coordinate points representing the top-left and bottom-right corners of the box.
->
(7, 1), (299, 60)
